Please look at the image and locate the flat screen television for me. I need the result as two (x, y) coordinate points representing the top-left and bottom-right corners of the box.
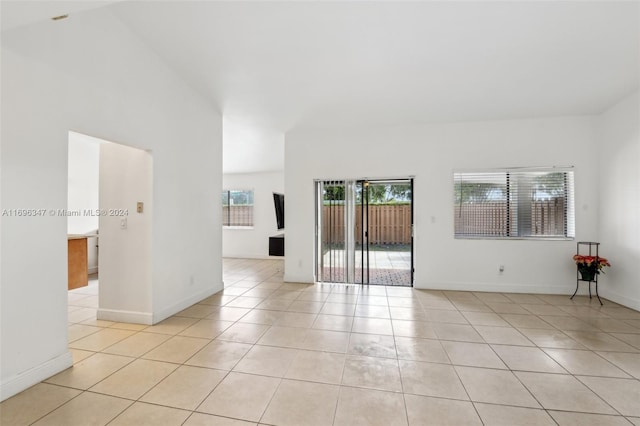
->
(273, 192), (285, 230)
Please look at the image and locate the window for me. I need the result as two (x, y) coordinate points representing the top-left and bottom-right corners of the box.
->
(222, 190), (254, 227)
(453, 168), (574, 239)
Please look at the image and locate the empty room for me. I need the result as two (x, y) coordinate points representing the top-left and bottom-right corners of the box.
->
(1, 1), (639, 425)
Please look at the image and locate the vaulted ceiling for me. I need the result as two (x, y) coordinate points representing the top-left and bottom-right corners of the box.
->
(3, 1), (639, 173)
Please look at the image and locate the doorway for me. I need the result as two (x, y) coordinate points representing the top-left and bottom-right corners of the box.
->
(67, 132), (103, 324)
(315, 178), (413, 286)
(67, 131), (154, 326)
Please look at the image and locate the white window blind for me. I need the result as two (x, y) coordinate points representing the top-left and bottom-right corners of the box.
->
(454, 168), (574, 239)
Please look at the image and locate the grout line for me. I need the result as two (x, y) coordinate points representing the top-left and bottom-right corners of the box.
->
(34, 260), (640, 426)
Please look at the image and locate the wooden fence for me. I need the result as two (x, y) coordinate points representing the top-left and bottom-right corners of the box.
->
(454, 202), (509, 236)
(223, 205), (253, 226)
(226, 200), (564, 238)
(454, 199), (566, 236)
(322, 204), (412, 245)
(321, 199), (566, 243)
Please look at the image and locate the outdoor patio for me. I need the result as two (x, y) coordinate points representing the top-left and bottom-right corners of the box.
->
(320, 246), (412, 286)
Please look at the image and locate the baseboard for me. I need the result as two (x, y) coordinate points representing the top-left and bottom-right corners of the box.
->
(152, 284), (223, 324)
(223, 254), (275, 260)
(1, 351), (73, 402)
(282, 273), (639, 309)
(97, 308), (153, 325)
(415, 280), (581, 295)
(87, 266), (98, 275)
(600, 287), (640, 311)
(284, 273), (313, 284)
(286, 274), (580, 295)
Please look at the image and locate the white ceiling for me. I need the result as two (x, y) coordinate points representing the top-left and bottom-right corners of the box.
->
(3, 1), (639, 173)
(0, 1), (122, 31)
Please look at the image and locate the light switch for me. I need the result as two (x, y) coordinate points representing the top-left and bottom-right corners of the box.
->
(137, 202), (144, 213)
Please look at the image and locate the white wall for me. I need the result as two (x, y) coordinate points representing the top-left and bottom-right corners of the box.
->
(98, 143), (153, 323)
(598, 91), (640, 311)
(67, 131), (102, 273)
(285, 116), (599, 295)
(67, 132), (100, 235)
(1, 9), (222, 400)
(223, 171), (285, 259)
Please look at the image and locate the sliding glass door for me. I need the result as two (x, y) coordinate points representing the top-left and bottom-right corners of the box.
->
(316, 178), (413, 286)
(316, 180), (347, 283)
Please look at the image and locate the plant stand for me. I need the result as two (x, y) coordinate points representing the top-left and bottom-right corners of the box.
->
(571, 241), (603, 305)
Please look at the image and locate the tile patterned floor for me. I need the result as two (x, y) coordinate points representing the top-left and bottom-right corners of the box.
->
(2, 258), (640, 425)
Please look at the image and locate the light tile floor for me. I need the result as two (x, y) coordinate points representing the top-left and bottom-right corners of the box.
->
(3, 258), (640, 425)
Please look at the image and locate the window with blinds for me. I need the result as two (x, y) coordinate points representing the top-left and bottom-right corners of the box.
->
(453, 168), (575, 239)
(222, 190), (254, 227)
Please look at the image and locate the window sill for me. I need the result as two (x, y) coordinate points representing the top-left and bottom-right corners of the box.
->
(223, 226), (254, 230)
(455, 236), (574, 241)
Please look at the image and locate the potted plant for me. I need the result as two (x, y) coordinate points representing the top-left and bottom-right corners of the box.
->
(572, 254), (611, 282)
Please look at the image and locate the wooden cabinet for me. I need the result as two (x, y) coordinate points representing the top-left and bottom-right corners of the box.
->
(68, 237), (88, 290)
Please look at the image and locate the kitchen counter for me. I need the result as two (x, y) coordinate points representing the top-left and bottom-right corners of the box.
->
(68, 233), (98, 240)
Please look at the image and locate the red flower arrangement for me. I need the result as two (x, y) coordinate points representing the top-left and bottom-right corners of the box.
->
(572, 255), (611, 281)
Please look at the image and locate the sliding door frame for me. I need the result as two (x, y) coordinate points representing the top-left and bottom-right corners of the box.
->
(315, 177), (414, 286)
